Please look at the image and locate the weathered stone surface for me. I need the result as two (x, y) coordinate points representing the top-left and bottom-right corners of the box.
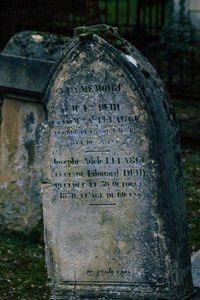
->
(0, 30), (63, 233)
(3, 30), (71, 61)
(192, 250), (200, 288)
(0, 98), (44, 232)
(0, 53), (53, 97)
(36, 27), (193, 299)
(0, 53), (51, 232)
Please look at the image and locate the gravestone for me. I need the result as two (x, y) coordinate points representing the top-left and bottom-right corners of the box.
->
(0, 30), (69, 233)
(3, 31), (71, 61)
(36, 25), (194, 299)
(0, 98), (44, 232)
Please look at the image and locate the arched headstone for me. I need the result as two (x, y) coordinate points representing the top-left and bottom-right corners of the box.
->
(36, 27), (194, 299)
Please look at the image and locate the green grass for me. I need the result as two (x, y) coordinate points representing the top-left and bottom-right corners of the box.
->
(182, 147), (200, 253)
(175, 98), (200, 121)
(0, 232), (50, 299)
(175, 98), (200, 252)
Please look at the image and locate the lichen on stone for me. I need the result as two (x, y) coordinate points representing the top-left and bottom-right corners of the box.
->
(74, 24), (131, 55)
(3, 31), (72, 61)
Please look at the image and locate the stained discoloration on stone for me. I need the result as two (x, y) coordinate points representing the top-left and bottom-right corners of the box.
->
(0, 98), (44, 232)
(36, 29), (193, 299)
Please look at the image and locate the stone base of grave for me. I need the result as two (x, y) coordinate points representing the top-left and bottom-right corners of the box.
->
(49, 286), (199, 300)
(49, 287), (200, 300)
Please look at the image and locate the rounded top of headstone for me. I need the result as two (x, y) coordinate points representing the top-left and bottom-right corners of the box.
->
(42, 28), (159, 109)
(3, 31), (72, 61)
(74, 24), (131, 54)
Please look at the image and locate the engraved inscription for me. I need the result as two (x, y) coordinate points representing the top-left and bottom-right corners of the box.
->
(49, 79), (152, 208)
(86, 268), (132, 278)
(64, 83), (121, 95)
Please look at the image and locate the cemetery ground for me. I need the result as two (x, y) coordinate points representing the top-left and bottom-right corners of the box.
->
(0, 97), (199, 299)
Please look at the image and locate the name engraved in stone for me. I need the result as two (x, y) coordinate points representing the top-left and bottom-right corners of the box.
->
(85, 156), (103, 165)
(49, 119), (79, 127)
(49, 103), (121, 114)
(53, 157), (79, 166)
(87, 169), (119, 178)
(88, 115), (138, 125)
(123, 168), (146, 177)
(52, 168), (147, 179)
(84, 168), (146, 178)
(48, 114), (139, 127)
(52, 156), (145, 166)
(98, 103), (120, 111)
(84, 156), (145, 165)
(70, 103), (121, 113)
(64, 83), (121, 95)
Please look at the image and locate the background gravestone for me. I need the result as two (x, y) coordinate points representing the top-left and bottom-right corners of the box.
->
(0, 31), (71, 233)
(0, 99), (44, 233)
(3, 31), (71, 61)
(36, 25), (194, 299)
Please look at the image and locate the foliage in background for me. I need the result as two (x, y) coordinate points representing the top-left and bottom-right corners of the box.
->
(175, 98), (200, 252)
(159, 0), (191, 64)
(160, 0), (190, 55)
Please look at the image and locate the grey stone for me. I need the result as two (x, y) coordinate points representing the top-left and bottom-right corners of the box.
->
(0, 98), (44, 232)
(0, 30), (70, 233)
(3, 30), (71, 61)
(0, 53), (51, 233)
(0, 53), (53, 98)
(192, 250), (200, 288)
(36, 26), (194, 299)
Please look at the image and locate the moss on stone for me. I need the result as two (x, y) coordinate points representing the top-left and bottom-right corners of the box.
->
(75, 24), (131, 55)
(141, 68), (150, 78)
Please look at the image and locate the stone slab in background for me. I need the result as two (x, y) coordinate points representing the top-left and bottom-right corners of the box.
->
(0, 98), (44, 232)
(0, 54), (53, 97)
(3, 30), (71, 61)
(0, 30), (70, 233)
